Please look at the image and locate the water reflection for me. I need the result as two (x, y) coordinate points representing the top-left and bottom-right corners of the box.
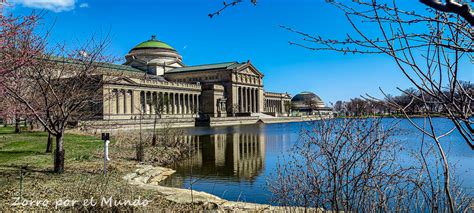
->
(173, 133), (266, 181)
(161, 119), (474, 204)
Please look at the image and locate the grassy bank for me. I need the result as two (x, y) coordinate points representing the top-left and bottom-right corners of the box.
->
(0, 127), (198, 211)
(0, 127), (102, 169)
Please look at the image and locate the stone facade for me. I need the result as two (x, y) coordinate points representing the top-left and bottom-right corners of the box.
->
(96, 36), (293, 124)
(263, 92), (292, 117)
(102, 76), (201, 120)
(77, 36), (332, 129)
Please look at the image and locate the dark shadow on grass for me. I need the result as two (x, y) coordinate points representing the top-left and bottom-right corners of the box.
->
(0, 150), (46, 155)
(0, 131), (15, 135)
(0, 165), (53, 174)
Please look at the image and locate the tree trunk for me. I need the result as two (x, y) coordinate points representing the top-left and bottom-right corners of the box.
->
(152, 115), (157, 146)
(137, 114), (144, 162)
(14, 117), (21, 133)
(46, 132), (53, 153)
(54, 131), (65, 173)
(29, 120), (34, 130)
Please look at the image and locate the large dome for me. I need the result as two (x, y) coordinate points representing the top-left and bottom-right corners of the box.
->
(131, 36), (175, 51)
(124, 35), (183, 75)
(291, 91), (325, 108)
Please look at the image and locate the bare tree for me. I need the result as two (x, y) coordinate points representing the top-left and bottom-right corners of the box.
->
(0, 12), (46, 132)
(282, 0), (472, 147)
(419, 0), (474, 25)
(152, 94), (167, 146)
(207, 1), (472, 210)
(3, 37), (115, 173)
(210, 0), (473, 25)
(277, 1), (473, 211)
(269, 118), (471, 212)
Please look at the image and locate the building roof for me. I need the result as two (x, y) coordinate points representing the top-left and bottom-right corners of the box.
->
(131, 35), (175, 51)
(291, 91), (324, 104)
(166, 61), (242, 73)
(97, 62), (145, 73)
(48, 56), (145, 73)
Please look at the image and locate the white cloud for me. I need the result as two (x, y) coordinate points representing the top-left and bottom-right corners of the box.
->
(79, 2), (88, 8)
(11, 0), (77, 12)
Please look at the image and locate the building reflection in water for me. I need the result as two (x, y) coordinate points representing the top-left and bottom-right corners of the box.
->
(168, 131), (266, 182)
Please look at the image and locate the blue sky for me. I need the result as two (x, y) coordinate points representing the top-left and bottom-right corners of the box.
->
(7, 0), (473, 104)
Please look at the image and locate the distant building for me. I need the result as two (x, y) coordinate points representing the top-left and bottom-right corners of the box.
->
(291, 91), (333, 117)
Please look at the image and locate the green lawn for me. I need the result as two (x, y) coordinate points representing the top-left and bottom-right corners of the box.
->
(0, 127), (201, 211)
(0, 127), (103, 169)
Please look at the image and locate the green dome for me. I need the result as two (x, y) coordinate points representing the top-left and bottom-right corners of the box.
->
(132, 35), (175, 50)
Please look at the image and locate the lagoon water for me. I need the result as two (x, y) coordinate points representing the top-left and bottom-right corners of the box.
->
(160, 118), (474, 204)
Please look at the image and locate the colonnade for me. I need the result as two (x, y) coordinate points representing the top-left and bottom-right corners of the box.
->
(139, 91), (199, 115)
(264, 99), (290, 114)
(108, 89), (199, 116)
(236, 86), (260, 113)
(110, 89), (133, 115)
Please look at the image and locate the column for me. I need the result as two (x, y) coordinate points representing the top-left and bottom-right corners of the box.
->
(182, 94), (188, 115)
(125, 90), (130, 114)
(150, 92), (154, 114)
(168, 93), (172, 114)
(232, 85), (238, 115)
(116, 90), (122, 114)
(250, 88), (254, 113)
(139, 91), (144, 114)
(247, 88), (251, 113)
(181, 93), (185, 115)
(143, 92), (147, 114)
(177, 93), (181, 114)
(243, 87), (246, 112)
(143, 91), (147, 114)
(159, 92), (163, 114)
(254, 89), (258, 113)
(121, 90), (126, 114)
(164, 92), (168, 114)
(189, 94), (193, 114)
(253, 88), (257, 113)
(191, 94), (195, 114)
(190, 94), (194, 114)
(238, 87), (243, 112)
(165, 92), (169, 114)
(109, 89), (117, 115)
(196, 95), (200, 114)
(256, 89), (260, 113)
(279, 100), (282, 114)
(189, 94), (194, 115)
(132, 90), (136, 114)
(187, 94), (191, 114)
(151, 92), (156, 114)
(174, 93), (180, 114)
(171, 93), (176, 114)
(149, 92), (153, 114)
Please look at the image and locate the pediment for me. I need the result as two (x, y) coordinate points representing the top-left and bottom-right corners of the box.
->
(115, 76), (139, 85)
(237, 63), (264, 77)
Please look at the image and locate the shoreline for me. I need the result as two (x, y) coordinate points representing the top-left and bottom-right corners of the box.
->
(78, 115), (333, 132)
(123, 164), (323, 212)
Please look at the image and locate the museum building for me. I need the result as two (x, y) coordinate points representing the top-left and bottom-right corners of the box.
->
(100, 36), (292, 124)
(85, 36), (330, 128)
